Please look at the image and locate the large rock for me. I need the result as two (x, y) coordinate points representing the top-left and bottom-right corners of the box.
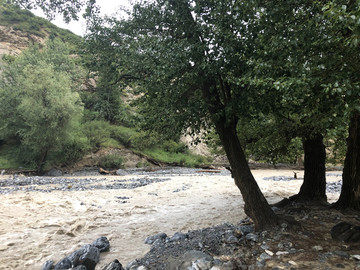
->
(41, 260), (54, 270)
(331, 222), (360, 243)
(69, 244), (100, 270)
(144, 232), (167, 245)
(92, 236), (110, 252)
(54, 257), (72, 269)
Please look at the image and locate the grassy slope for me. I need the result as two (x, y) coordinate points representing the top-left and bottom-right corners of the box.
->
(0, 0), (81, 45)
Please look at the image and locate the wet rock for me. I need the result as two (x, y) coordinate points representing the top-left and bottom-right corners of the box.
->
(144, 232), (167, 245)
(245, 233), (259, 242)
(258, 252), (272, 261)
(78, 244), (100, 270)
(353, 255), (360, 261)
(236, 225), (254, 236)
(168, 232), (188, 242)
(92, 236), (110, 252)
(72, 266), (87, 270)
(334, 250), (350, 259)
(41, 260), (54, 270)
(54, 257), (72, 269)
(101, 259), (125, 270)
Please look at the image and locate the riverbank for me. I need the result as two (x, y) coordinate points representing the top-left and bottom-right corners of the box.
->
(0, 168), (349, 269)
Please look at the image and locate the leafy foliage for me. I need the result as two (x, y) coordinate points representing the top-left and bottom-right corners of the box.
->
(0, 38), (84, 171)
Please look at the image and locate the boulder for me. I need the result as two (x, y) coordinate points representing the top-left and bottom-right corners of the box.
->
(92, 236), (110, 252)
(41, 260), (54, 270)
(75, 244), (100, 270)
(54, 257), (72, 269)
(331, 222), (360, 243)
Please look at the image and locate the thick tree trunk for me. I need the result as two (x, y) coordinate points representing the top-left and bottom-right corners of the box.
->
(215, 118), (279, 230)
(334, 111), (360, 210)
(290, 134), (327, 203)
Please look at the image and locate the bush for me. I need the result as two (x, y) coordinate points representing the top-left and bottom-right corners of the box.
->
(98, 154), (125, 169)
(130, 131), (159, 150)
(82, 120), (112, 149)
(162, 140), (188, 153)
(57, 136), (91, 165)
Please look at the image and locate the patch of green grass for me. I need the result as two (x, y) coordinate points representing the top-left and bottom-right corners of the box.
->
(0, 1), (81, 47)
(98, 154), (125, 169)
(141, 147), (211, 167)
(0, 144), (31, 169)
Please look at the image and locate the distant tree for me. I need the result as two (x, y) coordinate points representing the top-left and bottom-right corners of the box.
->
(0, 39), (83, 172)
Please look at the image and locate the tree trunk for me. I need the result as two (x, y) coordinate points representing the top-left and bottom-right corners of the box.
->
(291, 134), (327, 203)
(334, 111), (360, 210)
(37, 150), (48, 174)
(215, 117), (279, 230)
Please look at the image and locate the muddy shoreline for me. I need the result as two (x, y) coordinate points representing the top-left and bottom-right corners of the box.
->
(0, 168), (344, 269)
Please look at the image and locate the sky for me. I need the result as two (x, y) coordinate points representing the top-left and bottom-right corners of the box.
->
(32, 0), (133, 36)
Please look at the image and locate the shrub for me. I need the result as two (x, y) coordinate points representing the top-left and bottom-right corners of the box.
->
(57, 136), (91, 165)
(82, 120), (112, 149)
(98, 154), (125, 169)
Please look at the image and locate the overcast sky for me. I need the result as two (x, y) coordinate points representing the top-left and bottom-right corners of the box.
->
(33, 0), (133, 36)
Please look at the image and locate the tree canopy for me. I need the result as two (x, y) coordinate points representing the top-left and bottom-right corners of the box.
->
(0, 38), (83, 172)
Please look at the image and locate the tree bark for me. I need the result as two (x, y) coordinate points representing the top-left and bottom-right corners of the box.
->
(290, 134), (327, 203)
(215, 117), (279, 230)
(334, 111), (360, 210)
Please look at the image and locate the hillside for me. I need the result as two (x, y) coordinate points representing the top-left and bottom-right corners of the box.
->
(0, 0), (80, 59)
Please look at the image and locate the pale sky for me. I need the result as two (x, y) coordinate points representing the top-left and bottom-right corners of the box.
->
(32, 0), (133, 36)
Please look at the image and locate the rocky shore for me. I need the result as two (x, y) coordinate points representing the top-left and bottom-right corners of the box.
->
(0, 167), (358, 269)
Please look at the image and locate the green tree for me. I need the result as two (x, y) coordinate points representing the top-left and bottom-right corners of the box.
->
(323, 0), (360, 210)
(82, 0), (283, 229)
(0, 39), (83, 172)
(241, 0), (349, 204)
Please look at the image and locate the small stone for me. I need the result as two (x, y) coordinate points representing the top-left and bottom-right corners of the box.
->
(334, 250), (350, 259)
(236, 225), (254, 236)
(258, 252), (271, 261)
(312, 245), (323, 251)
(289, 261), (297, 266)
(245, 233), (259, 242)
(276, 251), (289, 256)
(352, 255), (360, 261)
(137, 266), (147, 270)
(265, 250), (274, 256)
(101, 259), (125, 270)
(194, 257), (213, 269)
(168, 232), (188, 242)
(144, 232), (167, 245)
